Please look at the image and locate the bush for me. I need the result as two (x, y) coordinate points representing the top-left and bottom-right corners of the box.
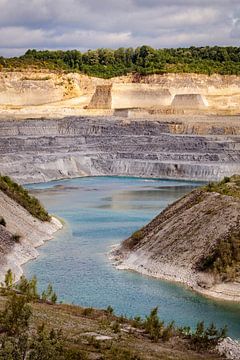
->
(16, 275), (39, 301)
(82, 307), (93, 316)
(144, 307), (164, 342)
(198, 229), (240, 280)
(4, 269), (14, 289)
(106, 305), (114, 315)
(0, 293), (32, 336)
(189, 321), (227, 350)
(162, 321), (175, 342)
(41, 283), (58, 303)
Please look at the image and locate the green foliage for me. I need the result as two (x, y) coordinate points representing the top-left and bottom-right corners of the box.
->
(0, 217), (6, 227)
(16, 275), (39, 301)
(41, 283), (57, 303)
(0, 293), (32, 336)
(162, 321), (175, 342)
(106, 305), (114, 315)
(107, 346), (141, 360)
(131, 230), (144, 242)
(144, 307), (164, 341)
(204, 175), (240, 199)
(82, 307), (93, 316)
(0, 287), (70, 359)
(51, 292), (58, 304)
(0, 175), (50, 221)
(4, 269), (14, 289)
(197, 176), (240, 280)
(131, 315), (144, 328)
(189, 321), (227, 350)
(1, 270), (57, 304)
(198, 229), (240, 280)
(3, 46), (240, 78)
(63, 348), (87, 360)
(28, 324), (64, 360)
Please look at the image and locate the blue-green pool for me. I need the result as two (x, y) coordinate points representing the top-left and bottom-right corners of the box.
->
(24, 177), (240, 338)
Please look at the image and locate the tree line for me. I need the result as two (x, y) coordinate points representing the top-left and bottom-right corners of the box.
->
(1, 45), (240, 78)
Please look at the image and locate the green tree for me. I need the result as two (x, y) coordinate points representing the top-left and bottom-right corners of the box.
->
(144, 307), (164, 341)
(4, 269), (14, 289)
(0, 293), (32, 336)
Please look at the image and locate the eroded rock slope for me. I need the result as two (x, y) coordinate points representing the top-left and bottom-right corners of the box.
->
(0, 190), (62, 282)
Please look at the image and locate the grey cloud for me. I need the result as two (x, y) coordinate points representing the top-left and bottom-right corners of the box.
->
(0, 0), (239, 57)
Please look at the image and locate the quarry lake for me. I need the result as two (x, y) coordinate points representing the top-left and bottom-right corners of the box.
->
(24, 176), (240, 338)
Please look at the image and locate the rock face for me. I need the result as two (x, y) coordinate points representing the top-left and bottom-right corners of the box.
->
(0, 190), (62, 282)
(111, 84), (173, 109)
(1, 71), (240, 114)
(171, 94), (207, 109)
(111, 181), (240, 301)
(88, 85), (112, 109)
(0, 116), (239, 184)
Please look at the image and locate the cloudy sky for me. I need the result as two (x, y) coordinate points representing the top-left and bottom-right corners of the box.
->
(0, 0), (240, 57)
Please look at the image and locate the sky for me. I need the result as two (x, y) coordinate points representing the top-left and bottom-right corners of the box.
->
(0, 0), (240, 57)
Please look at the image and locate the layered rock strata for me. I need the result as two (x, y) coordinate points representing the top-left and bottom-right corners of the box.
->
(0, 116), (239, 184)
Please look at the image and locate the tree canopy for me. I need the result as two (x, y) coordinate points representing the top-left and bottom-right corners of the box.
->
(1, 45), (240, 78)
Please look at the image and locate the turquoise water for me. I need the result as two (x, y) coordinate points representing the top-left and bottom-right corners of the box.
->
(24, 177), (240, 338)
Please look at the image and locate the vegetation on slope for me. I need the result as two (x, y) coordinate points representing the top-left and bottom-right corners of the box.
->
(198, 229), (240, 281)
(196, 176), (240, 280)
(1, 46), (240, 78)
(204, 175), (240, 199)
(0, 271), (226, 359)
(0, 175), (50, 222)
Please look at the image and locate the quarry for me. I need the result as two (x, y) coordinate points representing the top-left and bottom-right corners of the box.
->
(0, 70), (239, 183)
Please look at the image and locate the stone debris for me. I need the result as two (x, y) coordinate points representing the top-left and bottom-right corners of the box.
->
(217, 337), (240, 360)
(80, 332), (113, 341)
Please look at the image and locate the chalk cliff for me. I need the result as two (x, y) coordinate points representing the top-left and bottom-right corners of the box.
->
(1, 71), (240, 116)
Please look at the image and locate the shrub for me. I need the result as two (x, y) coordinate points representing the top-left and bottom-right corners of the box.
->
(204, 175), (240, 198)
(198, 229), (240, 280)
(82, 307), (93, 316)
(4, 269), (14, 289)
(131, 230), (144, 242)
(144, 307), (164, 342)
(41, 283), (57, 303)
(189, 321), (227, 350)
(106, 305), (114, 315)
(0, 293), (32, 336)
(162, 321), (175, 342)
(16, 275), (39, 301)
